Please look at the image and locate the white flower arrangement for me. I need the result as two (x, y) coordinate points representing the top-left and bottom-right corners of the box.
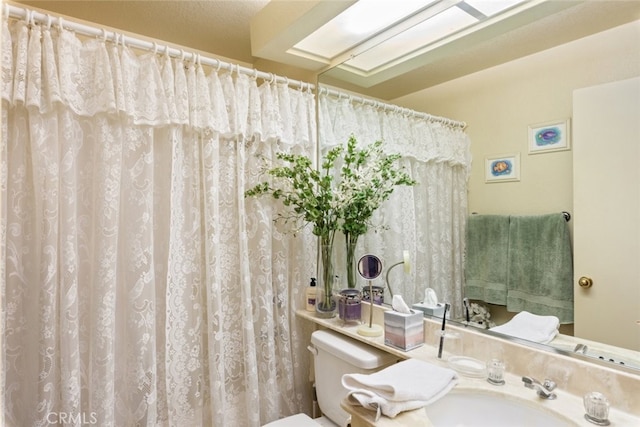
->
(334, 135), (416, 287)
(245, 135), (416, 306)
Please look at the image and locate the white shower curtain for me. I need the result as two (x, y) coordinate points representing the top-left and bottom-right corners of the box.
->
(1, 15), (316, 427)
(318, 93), (471, 317)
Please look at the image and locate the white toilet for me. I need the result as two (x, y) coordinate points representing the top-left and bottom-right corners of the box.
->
(264, 329), (398, 427)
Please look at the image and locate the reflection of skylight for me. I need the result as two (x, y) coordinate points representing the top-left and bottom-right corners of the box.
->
(347, 6), (478, 71)
(294, 0), (436, 59)
(465, 0), (525, 16)
(293, 0), (528, 69)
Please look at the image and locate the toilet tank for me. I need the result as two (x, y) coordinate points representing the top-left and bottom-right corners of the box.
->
(310, 329), (398, 426)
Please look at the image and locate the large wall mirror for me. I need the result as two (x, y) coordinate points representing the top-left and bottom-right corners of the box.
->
(315, 0), (640, 374)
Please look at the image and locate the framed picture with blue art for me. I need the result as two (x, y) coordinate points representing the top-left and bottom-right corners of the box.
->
(485, 153), (520, 183)
(528, 119), (571, 154)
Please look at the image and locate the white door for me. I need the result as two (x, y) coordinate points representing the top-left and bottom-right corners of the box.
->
(573, 77), (640, 352)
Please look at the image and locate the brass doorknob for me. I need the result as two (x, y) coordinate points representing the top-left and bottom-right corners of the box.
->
(578, 276), (593, 288)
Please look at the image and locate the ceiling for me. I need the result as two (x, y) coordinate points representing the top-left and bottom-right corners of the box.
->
(9, 1), (640, 100)
(11, 0), (271, 64)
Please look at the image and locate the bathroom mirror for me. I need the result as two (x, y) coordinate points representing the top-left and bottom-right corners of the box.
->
(357, 255), (383, 280)
(316, 2), (640, 374)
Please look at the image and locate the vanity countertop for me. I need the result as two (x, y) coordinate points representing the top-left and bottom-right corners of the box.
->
(296, 308), (640, 426)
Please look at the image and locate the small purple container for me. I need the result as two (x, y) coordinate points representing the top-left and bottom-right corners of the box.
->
(362, 285), (384, 305)
(338, 289), (362, 323)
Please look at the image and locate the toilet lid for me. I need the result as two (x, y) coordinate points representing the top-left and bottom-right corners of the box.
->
(262, 413), (321, 427)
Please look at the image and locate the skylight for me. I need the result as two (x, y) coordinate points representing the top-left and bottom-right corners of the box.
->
(465, 0), (526, 17)
(347, 5), (478, 72)
(293, 0), (437, 59)
(292, 0), (528, 72)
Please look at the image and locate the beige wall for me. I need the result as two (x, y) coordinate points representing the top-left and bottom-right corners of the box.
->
(392, 20), (640, 219)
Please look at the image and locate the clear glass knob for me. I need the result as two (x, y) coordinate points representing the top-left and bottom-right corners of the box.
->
(583, 391), (610, 426)
(487, 358), (505, 385)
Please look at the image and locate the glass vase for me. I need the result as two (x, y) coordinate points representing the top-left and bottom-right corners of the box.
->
(315, 243), (337, 318)
(345, 233), (358, 289)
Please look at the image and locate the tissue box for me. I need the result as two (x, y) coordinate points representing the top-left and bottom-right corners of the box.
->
(411, 302), (446, 318)
(384, 310), (424, 351)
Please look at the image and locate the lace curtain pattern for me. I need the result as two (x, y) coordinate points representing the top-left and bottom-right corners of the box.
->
(1, 16), (316, 427)
(318, 93), (472, 318)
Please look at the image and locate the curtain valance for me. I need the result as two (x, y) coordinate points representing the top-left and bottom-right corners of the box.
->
(318, 92), (471, 171)
(1, 19), (316, 147)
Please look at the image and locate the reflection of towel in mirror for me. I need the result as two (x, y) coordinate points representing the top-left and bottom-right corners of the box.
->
(464, 215), (510, 305)
(342, 358), (458, 419)
(506, 214), (573, 323)
(490, 311), (560, 343)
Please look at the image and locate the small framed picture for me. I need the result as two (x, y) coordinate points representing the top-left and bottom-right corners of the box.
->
(528, 119), (571, 154)
(485, 153), (520, 183)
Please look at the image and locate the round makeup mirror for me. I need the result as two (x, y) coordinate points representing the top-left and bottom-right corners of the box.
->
(357, 254), (384, 337)
(357, 254), (383, 280)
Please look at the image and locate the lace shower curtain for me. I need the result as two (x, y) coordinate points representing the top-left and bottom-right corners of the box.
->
(318, 92), (471, 318)
(1, 14), (317, 427)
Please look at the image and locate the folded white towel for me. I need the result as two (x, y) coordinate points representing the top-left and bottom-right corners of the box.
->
(490, 311), (560, 344)
(342, 359), (458, 419)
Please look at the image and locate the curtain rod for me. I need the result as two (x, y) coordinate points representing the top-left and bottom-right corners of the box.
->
(318, 87), (467, 130)
(4, 3), (313, 91)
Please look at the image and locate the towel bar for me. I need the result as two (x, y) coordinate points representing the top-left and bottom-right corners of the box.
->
(470, 211), (571, 221)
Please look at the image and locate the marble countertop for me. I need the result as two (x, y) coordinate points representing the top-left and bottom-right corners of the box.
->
(296, 308), (640, 426)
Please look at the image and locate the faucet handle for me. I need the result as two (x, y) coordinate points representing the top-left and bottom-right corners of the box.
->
(522, 376), (557, 399)
(543, 379), (557, 391)
(584, 392), (610, 426)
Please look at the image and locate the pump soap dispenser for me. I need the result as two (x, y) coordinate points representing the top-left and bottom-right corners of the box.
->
(305, 278), (317, 311)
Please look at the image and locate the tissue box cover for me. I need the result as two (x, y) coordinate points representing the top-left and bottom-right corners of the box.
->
(411, 303), (446, 318)
(384, 310), (424, 351)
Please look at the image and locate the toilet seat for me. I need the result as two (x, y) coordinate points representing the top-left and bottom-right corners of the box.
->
(262, 413), (320, 427)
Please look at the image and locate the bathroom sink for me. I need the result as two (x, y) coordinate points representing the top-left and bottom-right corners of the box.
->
(425, 389), (576, 426)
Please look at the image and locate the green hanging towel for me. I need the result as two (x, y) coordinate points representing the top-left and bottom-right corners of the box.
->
(464, 215), (510, 305)
(506, 213), (574, 324)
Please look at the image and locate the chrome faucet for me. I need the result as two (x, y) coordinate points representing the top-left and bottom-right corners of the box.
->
(574, 343), (589, 355)
(522, 376), (557, 400)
